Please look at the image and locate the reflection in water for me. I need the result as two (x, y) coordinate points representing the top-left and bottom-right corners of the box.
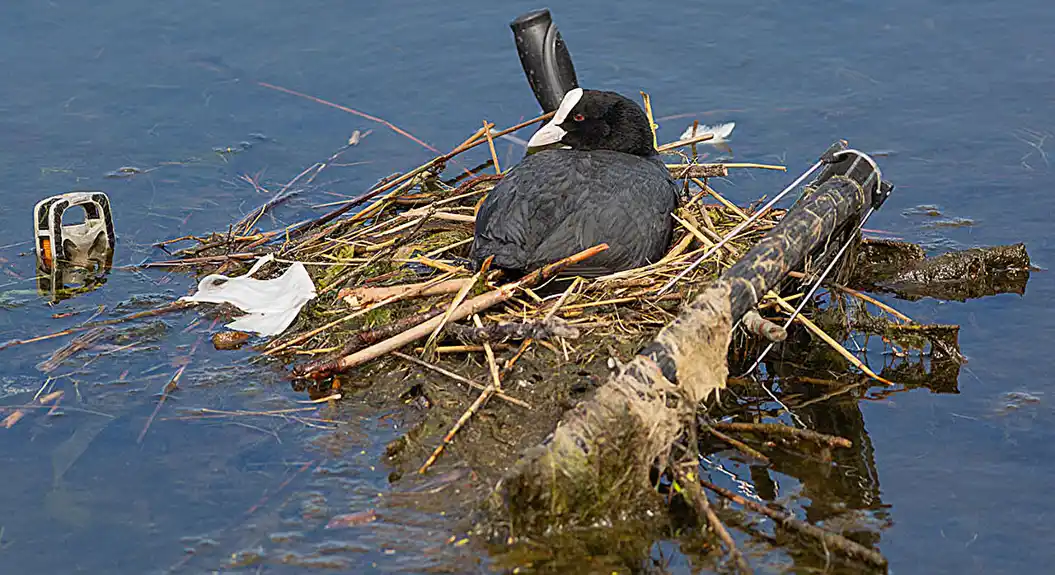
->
(784, 383), (886, 543)
(35, 251), (113, 303)
(692, 318), (963, 571)
(704, 367), (889, 571)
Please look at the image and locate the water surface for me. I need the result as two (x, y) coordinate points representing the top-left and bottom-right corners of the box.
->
(1, 1), (1052, 573)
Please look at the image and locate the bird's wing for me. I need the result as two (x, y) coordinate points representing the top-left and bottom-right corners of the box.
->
(526, 153), (678, 271)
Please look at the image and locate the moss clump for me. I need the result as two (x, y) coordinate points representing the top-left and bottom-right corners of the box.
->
(319, 245), (356, 286)
(362, 305), (393, 328)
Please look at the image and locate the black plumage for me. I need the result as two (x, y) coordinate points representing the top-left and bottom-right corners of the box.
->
(471, 89), (679, 276)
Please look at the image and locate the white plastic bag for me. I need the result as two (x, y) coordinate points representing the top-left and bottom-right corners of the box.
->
(180, 254), (317, 336)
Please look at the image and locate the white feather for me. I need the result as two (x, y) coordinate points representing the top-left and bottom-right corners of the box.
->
(679, 121), (736, 144)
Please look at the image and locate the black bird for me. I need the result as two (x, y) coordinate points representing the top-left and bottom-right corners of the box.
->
(471, 88), (679, 276)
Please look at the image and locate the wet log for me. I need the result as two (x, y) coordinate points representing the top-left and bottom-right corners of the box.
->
(492, 143), (881, 532)
(849, 239), (1030, 301)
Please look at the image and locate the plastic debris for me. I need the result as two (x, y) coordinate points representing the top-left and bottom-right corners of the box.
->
(34, 191), (116, 302)
(180, 254), (316, 336)
(34, 191), (116, 270)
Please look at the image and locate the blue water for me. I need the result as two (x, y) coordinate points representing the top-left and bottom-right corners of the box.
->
(1, 1), (1052, 573)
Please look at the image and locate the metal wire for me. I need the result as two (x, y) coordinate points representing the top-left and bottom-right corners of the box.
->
(740, 149), (885, 427)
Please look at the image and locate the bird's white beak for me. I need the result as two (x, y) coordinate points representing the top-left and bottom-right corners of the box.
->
(526, 122), (567, 149)
(527, 88), (583, 150)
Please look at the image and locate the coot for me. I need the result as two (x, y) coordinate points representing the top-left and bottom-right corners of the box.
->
(471, 88), (679, 276)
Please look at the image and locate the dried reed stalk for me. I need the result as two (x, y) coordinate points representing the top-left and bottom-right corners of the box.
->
(299, 244), (608, 379)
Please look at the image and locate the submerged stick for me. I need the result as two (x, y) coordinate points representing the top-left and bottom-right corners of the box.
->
(258, 81), (440, 154)
(700, 479), (886, 568)
(786, 270), (914, 323)
(140, 331), (206, 444)
(0, 301), (194, 352)
(772, 297), (894, 386)
(841, 284), (914, 323)
(675, 468), (753, 575)
(712, 422), (851, 449)
(704, 425), (770, 464)
(3, 390), (65, 429)
(36, 327), (112, 373)
(138, 364), (186, 444)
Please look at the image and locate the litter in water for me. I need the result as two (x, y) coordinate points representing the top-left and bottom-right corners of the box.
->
(180, 254), (317, 336)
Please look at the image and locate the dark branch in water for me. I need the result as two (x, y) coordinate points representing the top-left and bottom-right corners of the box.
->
(699, 478), (888, 569)
(675, 467), (753, 575)
(711, 421), (852, 449)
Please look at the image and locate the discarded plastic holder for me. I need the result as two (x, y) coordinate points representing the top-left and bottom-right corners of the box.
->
(32, 191), (116, 302)
(34, 191), (116, 270)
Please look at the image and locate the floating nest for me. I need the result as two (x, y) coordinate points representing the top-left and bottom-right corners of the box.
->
(156, 114), (798, 392)
(277, 165), (787, 377)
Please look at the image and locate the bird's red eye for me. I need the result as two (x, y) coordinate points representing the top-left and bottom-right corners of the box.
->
(573, 113), (585, 122)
